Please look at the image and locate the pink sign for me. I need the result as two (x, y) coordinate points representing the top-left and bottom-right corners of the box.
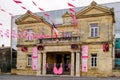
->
(82, 58), (88, 72)
(33, 47), (38, 57)
(32, 57), (38, 70)
(82, 46), (88, 72)
(82, 46), (88, 57)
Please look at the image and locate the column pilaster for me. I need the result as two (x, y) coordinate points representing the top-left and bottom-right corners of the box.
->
(42, 52), (46, 75)
(71, 52), (75, 76)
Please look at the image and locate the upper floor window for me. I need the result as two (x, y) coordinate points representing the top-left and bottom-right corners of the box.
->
(64, 17), (71, 24)
(90, 23), (99, 37)
(62, 32), (72, 38)
(27, 29), (34, 41)
(91, 54), (97, 67)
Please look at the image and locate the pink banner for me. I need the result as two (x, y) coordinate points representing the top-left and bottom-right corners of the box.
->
(33, 47), (38, 57)
(82, 46), (88, 72)
(32, 57), (37, 70)
(82, 46), (88, 57)
(82, 58), (88, 72)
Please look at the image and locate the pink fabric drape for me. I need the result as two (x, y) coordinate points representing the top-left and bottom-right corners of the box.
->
(53, 63), (63, 75)
(53, 63), (58, 74)
(57, 63), (63, 75)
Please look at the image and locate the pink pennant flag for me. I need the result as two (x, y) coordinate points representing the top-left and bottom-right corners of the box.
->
(4, 29), (9, 38)
(0, 23), (2, 26)
(32, 1), (37, 6)
(20, 6), (27, 10)
(9, 13), (14, 18)
(0, 30), (3, 37)
(43, 12), (50, 16)
(69, 8), (75, 13)
(12, 30), (17, 38)
(13, 0), (22, 3)
(38, 7), (45, 11)
(68, 2), (76, 8)
(0, 9), (6, 12)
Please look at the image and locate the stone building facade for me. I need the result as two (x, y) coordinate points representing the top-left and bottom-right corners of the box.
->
(13, 1), (116, 77)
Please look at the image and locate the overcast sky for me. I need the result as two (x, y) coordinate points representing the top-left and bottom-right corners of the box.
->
(0, 0), (120, 47)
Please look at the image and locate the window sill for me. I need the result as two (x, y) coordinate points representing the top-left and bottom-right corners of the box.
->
(26, 66), (32, 68)
(90, 67), (98, 70)
(88, 36), (100, 39)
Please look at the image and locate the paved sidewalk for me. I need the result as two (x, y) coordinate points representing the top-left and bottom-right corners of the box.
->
(0, 74), (120, 80)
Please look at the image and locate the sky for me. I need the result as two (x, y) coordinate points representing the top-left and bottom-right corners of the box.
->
(0, 0), (120, 47)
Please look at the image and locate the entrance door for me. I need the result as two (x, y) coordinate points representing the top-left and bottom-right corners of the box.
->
(64, 54), (70, 72)
(56, 54), (62, 68)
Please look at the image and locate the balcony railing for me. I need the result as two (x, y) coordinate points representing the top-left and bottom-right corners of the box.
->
(37, 36), (80, 44)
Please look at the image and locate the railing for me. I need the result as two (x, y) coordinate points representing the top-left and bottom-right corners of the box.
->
(114, 58), (120, 69)
(37, 36), (80, 44)
(46, 63), (70, 75)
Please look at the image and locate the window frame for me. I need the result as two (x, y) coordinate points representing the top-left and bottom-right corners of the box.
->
(91, 54), (97, 68)
(27, 29), (34, 41)
(89, 23), (99, 38)
(27, 55), (32, 66)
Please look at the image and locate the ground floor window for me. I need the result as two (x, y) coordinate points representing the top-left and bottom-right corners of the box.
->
(91, 54), (97, 67)
(115, 49), (120, 68)
(27, 55), (32, 66)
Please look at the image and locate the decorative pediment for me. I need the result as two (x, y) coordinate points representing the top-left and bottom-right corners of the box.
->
(76, 1), (114, 18)
(62, 11), (71, 18)
(15, 10), (51, 26)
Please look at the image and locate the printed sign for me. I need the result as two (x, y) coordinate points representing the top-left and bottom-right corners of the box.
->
(33, 47), (38, 57)
(82, 46), (88, 72)
(32, 57), (38, 70)
(82, 46), (88, 56)
(82, 58), (88, 72)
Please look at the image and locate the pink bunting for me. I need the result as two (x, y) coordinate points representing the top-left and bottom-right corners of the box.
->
(9, 13), (14, 18)
(4, 29), (9, 38)
(68, 2), (76, 8)
(12, 30), (17, 38)
(32, 1), (37, 6)
(0, 23), (2, 26)
(0, 9), (6, 12)
(13, 0), (22, 3)
(0, 30), (3, 37)
(43, 12), (50, 16)
(38, 7), (45, 12)
(20, 6), (27, 10)
(69, 8), (75, 13)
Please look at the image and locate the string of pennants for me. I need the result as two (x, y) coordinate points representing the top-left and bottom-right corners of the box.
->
(0, 0), (77, 39)
(0, 0), (77, 25)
